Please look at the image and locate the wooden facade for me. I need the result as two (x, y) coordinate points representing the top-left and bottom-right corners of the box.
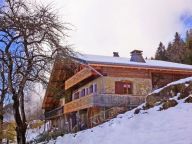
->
(42, 53), (192, 133)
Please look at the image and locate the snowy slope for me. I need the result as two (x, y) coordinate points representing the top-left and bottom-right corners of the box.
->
(26, 120), (46, 142)
(49, 77), (192, 144)
(51, 103), (192, 144)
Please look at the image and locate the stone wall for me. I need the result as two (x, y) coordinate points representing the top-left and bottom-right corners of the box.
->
(72, 76), (152, 97)
(103, 76), (152, 96)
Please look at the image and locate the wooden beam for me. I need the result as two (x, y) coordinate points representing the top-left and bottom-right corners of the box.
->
(65, 68), (94, 90)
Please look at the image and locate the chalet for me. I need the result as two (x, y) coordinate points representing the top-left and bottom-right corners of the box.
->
(42, 50), (192, 133)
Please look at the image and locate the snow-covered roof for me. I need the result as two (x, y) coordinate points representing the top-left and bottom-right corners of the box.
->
(76, 54), (192, 70)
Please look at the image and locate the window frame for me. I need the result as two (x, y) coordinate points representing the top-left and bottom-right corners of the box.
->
(89, 84), (93, 94)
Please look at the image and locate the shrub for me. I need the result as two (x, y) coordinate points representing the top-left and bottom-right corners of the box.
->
(134, 108), (141, 114)
(160, 100), (178, 111)
(185, 96), (192, 103)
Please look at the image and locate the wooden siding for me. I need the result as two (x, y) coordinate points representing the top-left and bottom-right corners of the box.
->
(101, 67), (151, 78)
(65, 68), (94, 90)
(64, 94), (145, 113)
(43, 58), (78, 109)
(152, 73), (191, 89)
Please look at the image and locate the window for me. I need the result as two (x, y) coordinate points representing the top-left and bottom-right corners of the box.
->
(123, 83), (132, 94)
(80, 89), (85, 97)
(85, 88), (89, 95)
(73, 91), (79, 100)
(115, 81), (133, 94)
(93, 83), (97, 93)
(89, 85), (93, 94)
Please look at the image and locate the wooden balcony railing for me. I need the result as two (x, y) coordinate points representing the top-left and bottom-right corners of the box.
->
(64, 95), (94, 113)
(64, 94), (146, 113)
(45, 106), (64, 120)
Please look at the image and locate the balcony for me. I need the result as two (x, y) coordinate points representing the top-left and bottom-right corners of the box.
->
(65, 68), (95, 90)
(93, 94), (145, 107)
(44, 106), (64, 120)
(64, 94), (145, 113)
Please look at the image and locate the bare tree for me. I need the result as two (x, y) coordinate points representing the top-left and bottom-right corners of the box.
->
(0, 50), (9, 144)
(0, 0), (73, 143)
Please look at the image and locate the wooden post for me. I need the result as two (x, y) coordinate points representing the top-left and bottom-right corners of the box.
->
(44, 120), (46, 132)
(103, 107), (106, 120)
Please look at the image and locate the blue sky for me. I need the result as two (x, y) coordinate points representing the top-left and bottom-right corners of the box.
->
(180, 13), (192, 29)
(0, 0), (3, 5)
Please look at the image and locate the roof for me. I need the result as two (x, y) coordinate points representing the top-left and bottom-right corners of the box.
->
(76, 54), (192, 70)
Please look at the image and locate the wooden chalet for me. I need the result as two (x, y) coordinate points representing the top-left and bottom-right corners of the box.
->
(42, 50), (192, 133)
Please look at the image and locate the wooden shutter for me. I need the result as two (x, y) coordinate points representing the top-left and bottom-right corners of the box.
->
(115, 81), (124, 94)
(127, 83), (133, 94)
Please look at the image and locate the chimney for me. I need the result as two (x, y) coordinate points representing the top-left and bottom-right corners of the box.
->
(130, 50), (146, 63)
(113, 52), (119, 57)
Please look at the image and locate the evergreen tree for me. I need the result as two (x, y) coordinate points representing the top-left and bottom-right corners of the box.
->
(166, 42), (172, 60)
(166, 32), (186, 63)
(155, 42), (167, 60)
(186, 29), (192, 48)
(154, 30), (192, 64)
(185, 29), (192, 64)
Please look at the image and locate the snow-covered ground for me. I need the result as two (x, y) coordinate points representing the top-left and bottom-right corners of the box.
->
(26, 127), (43, 142)
(26, 120), (47, 142)
(48, 77), (192, 144)
(50, 102), (192, 144)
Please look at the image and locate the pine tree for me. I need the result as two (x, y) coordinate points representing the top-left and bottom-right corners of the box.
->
(166, 32), (186, 63)
(155, 42), (167, 60)
(166, 42), (172, 61)
(186, 29), (192, 47)
(185, 29), (192, 64)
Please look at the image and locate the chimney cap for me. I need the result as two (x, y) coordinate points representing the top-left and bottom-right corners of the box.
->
(130, 49), (145, 63)
(113, 52), (119, 57)
(130, 50), (143, 54)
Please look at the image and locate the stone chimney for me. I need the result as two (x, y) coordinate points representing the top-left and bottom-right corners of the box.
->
(130, 50), (146, 63)
(113, 52), (119, 57)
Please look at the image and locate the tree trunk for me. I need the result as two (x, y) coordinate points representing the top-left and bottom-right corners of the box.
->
(16, 127), (26, 144)
(0, 102), (3, 144)
(12, 94), (27, 144)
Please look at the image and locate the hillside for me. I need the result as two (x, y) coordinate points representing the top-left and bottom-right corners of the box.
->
(47, 77), (192, 144)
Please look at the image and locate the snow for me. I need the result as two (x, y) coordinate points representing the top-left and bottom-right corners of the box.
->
(50, 101), (192, 144)
(26, 127), (43, 142)
(26, 121), (47, 142)
(167, 76), (192, 85)
(76, 54), (192, 70)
